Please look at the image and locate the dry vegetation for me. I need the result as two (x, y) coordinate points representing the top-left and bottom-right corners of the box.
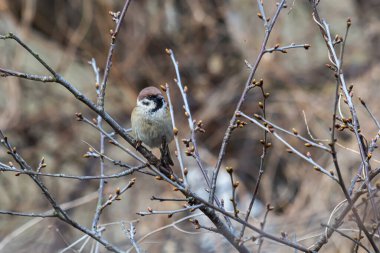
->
(0, 0), (379, 252)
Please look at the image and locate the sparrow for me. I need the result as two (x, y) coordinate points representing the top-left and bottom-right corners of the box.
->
(131, 86), (174, 174)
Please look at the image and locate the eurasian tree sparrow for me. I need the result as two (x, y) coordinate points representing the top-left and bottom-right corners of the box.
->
(131, 86), (174, 172)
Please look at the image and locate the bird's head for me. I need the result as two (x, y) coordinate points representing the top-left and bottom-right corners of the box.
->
(137, 86), (166, 113)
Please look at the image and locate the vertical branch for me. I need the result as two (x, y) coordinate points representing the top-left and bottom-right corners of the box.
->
(257, 204), (273, 253)
(226, 167), (239, 218)
(164, 83), (188, 186)
(209, 0), (287, 204)
(98, 0), (132, 109)
(166, 49), (233, 228)
(90, 59), (106, 234)
(257, 0), (269, 29)
(239, 83), (269, 240)
(309, 1), (380, 250)
(338, 18), (350, 70)
(166, 49), (208, 184)
(90, 0), (133, 235)
(121, 221), (141, 253)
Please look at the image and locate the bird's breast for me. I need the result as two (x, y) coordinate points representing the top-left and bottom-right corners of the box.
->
(131, 107), (173, 148)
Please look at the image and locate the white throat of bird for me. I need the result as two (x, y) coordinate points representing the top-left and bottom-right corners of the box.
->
(137, 95), (167, 116)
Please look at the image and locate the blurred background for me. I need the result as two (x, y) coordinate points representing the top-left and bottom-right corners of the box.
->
(0, 0), (379, 252)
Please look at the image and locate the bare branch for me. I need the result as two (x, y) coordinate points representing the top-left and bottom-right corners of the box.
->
(99, 179), (136, 214)
(121, 221), (141, 253)
(0, 210), (56, 218)
(0, 162), (146, 180)
(137, 204), (203, 217)
(98, 0), (133, 109)
(321, 223), (371, 253)
(308, 2), (380, 248)
(210, 0), (287, 204)
(265, 43), (310, 53)
(164, 83), (187, 185)
(0, 67), (55, 82)
(239, 112), (338, 181)
(0, 131), (124, 253)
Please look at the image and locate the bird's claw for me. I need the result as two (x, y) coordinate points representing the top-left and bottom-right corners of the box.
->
(135, 140), (142, 149)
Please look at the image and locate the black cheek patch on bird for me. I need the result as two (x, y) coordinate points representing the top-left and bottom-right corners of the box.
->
(149, 96), (164, 112)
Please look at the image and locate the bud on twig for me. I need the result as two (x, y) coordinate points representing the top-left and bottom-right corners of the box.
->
(75, 112), (83, 121)
(347, 18), (351, 28)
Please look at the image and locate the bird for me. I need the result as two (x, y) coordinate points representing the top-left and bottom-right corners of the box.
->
(131, 86), (174, 174)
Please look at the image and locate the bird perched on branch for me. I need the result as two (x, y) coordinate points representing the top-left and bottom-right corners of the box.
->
(131, 86), (174, 175)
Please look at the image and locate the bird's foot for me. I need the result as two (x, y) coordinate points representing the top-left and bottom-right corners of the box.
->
(135, 140), (142, 149)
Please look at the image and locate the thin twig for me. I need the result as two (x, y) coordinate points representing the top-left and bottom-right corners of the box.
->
(150, 161), (312, 253)
(0, 191), (99, 251)
(265, 43), (310, 53)
(137, 204), (203, 216)
(257, 204), (273, 253)
(151, 196), (190, 202)
(308, 165), (380, 251)
(258, 115), (330, 151)
(165, 83), (187, 185)
(98, 179), (136, 214)
(302, 110), (329, 142)
(359, 98), (380, 130)
(0, 162), (146, 180)
(257, 0), (269, 28)
(321, 224), (370, 253)
(238, 85), (269, 240)
(98, 0), (132, 109)
(166, 50), (206, 185)
(167, 49), (233, 228)
(90, 0), (133, 232)
(338, 17), (351, 71)
(0, 67), (55, 82)
(126, 213), (203, 253)
(227, 169), (239, 218)
(59, 234), (90, 253)
(145, 162), (309, 253)
(310, 3), (380, 246)
(91, 58), (106, 233)
(210, 0), (287, 204)
(121, 221), (141, 253)
(0, 210), (56, 218)
(239, 112), (338, 181)
(0, 131), (124, 253)
(81, 116), (145, 163)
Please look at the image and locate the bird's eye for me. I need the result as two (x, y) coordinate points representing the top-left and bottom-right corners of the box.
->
(142, 101), (150, 106)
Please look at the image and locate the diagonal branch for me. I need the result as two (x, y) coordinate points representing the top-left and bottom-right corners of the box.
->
(0, 131), (124, 253)
(209, 0), (287, 204)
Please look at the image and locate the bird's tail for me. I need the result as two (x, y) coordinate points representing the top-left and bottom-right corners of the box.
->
(160, 136), (174, 176)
